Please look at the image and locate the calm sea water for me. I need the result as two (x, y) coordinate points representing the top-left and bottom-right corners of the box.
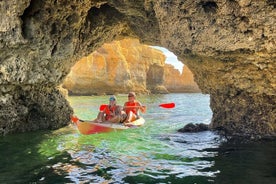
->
(0, 93), (275, 184)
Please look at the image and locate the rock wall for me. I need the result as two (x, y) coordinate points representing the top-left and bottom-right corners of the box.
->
(151, 0), (276, 138)
(164, 64), (201, 93)
(0, 0), (275, 138)
(62, 38), (167, 95)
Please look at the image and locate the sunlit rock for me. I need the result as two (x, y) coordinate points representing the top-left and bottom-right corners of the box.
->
(63, 39), (200, 95)
(62, 39), (167, 95)
(164, 64), (201, 93)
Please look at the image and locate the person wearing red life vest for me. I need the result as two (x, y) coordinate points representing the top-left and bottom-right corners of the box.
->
(96, 95), (122, 123)
(123, 92), (146, 123)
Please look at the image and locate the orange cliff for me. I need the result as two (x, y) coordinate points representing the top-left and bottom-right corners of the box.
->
(62, 39), (168, 95)
(63, 39), (201, 95)
(164, 64), (201, 93)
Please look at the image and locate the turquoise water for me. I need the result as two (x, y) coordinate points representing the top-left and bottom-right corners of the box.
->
(0, 93), (275, 183)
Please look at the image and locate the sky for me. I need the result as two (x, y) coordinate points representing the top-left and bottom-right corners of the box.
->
(151, 46), (184, 73)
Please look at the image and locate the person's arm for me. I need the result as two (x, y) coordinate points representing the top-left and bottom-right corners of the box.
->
(96, 106), (107, 123)
(140, 105), (146, 113)
(115, 105), (123, 115)
(137, 101), (146, 113)
(123, 102), (127, 111)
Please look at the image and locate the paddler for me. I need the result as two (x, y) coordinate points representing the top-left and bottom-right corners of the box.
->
(96, 95), (123, 123)
(123, 92), (146, 124)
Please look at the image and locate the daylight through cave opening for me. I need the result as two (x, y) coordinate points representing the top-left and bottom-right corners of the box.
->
(62, 38), (202, 96)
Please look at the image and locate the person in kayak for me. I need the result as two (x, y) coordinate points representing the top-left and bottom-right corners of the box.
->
(96, 95), (123, 123)
(123, 92), (146, 124)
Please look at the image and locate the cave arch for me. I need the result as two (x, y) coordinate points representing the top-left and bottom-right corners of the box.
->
(0, 0), (275, 138)
(62, 39), (201, 95)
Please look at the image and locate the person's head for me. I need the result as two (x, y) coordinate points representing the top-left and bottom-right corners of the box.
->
(128, 92), (136, 101)
(109, 95), (117, 105)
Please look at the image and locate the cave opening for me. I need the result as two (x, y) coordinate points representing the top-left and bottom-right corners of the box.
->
(62, 38), (202, 96)
(0, 0), (274, 140)
(62, 38), (212, 128)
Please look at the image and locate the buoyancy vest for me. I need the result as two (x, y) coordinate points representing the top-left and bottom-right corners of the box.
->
(124, 101), (139, 115)
(104, 105), (117, 120)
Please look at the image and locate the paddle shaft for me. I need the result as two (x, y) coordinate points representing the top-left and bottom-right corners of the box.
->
(99, 102), (175, 111)
(124, 106), (145, 108)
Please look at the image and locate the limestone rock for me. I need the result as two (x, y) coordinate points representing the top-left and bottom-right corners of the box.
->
(164, 64), (201, 93)
(62, 39), (167, 95)
(0, 0), (275, 138)
(63, 39), (200, 94)
(178, 123), (209, 133)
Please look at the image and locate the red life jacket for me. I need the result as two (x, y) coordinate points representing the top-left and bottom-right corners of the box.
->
(104, 105), (117, 120)
(125, 101), (139, 115)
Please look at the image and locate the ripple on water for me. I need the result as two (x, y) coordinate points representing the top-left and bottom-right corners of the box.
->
(58, 94), (220, 183)
(56, 129), (223, 183)
(1, 94), (226, 183)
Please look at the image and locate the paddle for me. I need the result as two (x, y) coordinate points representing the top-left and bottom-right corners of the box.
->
(159, 103), (175, 108)
(99, 102), (175, 111)
(99, 104), (108, 111)
(71, 116), (79, 123)
(70, 116), (86, 123)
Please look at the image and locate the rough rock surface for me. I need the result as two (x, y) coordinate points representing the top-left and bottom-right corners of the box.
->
(164, 64), (201, 93)
(178, 123), (209, 133)
(0, 0), (275, 138)
(62, 39), (168, 95)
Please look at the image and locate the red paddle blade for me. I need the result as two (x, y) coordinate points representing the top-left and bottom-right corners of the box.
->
(159, 103), (175, 108)
(71, 116), (79, 123)
(99, 104), (108, 111)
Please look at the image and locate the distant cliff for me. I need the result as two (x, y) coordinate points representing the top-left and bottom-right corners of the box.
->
(62, 39), (200, 95)
(164, 64), (201, 93)
(62, 39), (168, 95)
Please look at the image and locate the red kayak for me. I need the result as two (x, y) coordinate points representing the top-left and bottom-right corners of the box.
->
(71, 116), (145, 135)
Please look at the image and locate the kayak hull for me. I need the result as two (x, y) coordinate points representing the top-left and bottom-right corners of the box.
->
(73, 117), (145, 135)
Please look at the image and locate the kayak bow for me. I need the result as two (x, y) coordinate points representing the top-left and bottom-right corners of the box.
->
(71, 116), (145, 135)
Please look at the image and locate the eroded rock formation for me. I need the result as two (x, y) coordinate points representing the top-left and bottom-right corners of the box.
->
(62, 39), (199, 95)
(0, 0), (275, 138)
(164, 64), (201, 93)
(62, 39), (168, 95)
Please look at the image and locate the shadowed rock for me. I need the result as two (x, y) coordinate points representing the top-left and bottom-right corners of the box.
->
(0, 0), (275, 139)
(178, 123), (209, 133)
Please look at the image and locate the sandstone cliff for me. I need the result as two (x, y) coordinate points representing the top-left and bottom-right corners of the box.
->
(63, 39), (200, 95)
(0, 0), (275, 139)
(164, 64), (201, 93)
(62, 39), (168, 95)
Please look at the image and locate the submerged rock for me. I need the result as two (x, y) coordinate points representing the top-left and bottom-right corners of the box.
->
(178, 123), (209, 133)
